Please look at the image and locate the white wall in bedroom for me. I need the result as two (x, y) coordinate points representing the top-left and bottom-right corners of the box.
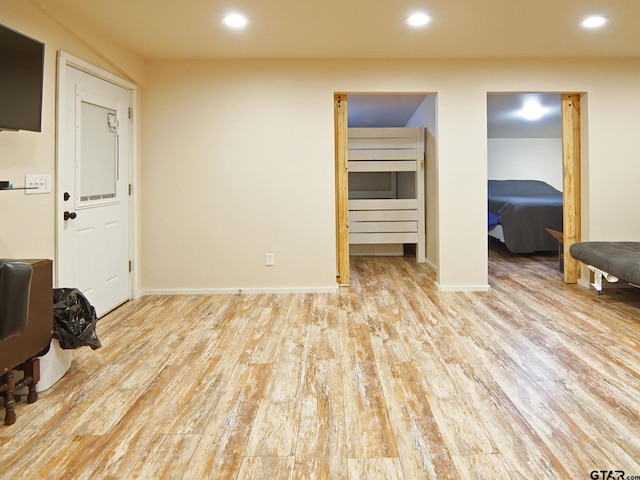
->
(405, 95), (438, 269)
(487, 138), (563, 191)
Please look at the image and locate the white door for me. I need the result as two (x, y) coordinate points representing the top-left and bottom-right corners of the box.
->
(57, 65), (132, 317)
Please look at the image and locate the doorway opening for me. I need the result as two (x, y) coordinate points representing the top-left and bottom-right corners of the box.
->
(486, 92), (582, 283)
(335, 93), (437, 286)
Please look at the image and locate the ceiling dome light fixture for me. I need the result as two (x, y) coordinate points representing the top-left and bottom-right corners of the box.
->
(517, 99), (549, 121)
(580, 15), (609, 29)
(221, 13), (249, 29)
(405, 13), (432, 27)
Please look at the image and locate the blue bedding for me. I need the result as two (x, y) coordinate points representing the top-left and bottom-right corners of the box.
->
(488, 211), (501, 230)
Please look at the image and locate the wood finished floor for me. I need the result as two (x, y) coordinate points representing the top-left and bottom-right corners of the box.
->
(2, 246), (640, 479)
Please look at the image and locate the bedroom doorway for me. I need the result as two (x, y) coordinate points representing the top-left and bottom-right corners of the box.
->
(334, 92), (435, 286)
(486, 92), (582, 283)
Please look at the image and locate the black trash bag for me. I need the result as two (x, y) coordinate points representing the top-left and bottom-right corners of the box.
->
(53, 288), (101, 350)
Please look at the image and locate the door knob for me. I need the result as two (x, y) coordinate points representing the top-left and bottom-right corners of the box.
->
(64, 211), (77, 220)
(63, 192), (70, 201)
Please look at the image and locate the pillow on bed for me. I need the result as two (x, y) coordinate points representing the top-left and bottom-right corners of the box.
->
(488, 211), (500, 230)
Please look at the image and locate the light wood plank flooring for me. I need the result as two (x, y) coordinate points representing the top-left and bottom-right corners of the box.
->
(2, 246), (640, 479)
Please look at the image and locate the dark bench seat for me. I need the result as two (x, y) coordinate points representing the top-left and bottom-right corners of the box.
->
(570, 241), (640, 292)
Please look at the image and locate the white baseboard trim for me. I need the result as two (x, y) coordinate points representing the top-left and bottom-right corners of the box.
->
(139, 286), (339, 296)
(436, 283), (491, 292)
(424, 259), (437, 272)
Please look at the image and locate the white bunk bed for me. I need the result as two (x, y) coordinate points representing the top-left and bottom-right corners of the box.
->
(347, 127), (426, 263)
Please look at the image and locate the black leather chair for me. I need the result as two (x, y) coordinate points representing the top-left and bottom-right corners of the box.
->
(0, 261), (34, 425)
(0, 262), (32, 340)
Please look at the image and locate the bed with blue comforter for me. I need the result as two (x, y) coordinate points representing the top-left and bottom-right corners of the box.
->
(488, 179), (563, 253)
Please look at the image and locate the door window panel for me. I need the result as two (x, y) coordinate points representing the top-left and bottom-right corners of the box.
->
(80, 101), (117, 202)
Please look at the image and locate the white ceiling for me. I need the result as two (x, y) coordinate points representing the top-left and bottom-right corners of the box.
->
(348, 93), (561, 138)
(487, 93), (562, 138)
(348, 94), (427, 128)
(34, 0), (640, 60)
(33, 0), (616, 138)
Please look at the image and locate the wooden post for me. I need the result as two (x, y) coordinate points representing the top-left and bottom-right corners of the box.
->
(334, 94), (350, 286)
(561, 94), (581, 283)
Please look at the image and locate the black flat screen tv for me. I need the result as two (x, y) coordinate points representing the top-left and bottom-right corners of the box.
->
(0, 24), (45, 132)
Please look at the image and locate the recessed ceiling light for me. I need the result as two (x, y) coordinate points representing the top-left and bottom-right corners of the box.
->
(580, 15), (609, 29)
(405, 13), (432, 28)
(221, 13), (248, 29)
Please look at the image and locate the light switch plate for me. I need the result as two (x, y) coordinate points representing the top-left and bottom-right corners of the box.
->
(25, 174), (52, 194)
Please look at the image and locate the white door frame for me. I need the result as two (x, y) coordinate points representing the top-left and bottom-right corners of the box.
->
(55, 51), (138, 300)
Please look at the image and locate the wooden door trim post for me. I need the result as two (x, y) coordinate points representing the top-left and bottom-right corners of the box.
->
(335, 93), (350, 286)
(561, 93), (581, 283)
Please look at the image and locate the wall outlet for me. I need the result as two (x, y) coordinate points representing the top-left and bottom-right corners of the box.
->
(265, 253), (275, 266)
(25, 174), (52, 194)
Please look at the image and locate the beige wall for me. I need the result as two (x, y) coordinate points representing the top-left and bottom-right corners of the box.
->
(3, 1), (640, 292)
(142, 58), (640, 292)
(141, 61), (339, 291)
(0, 1), (144, 269)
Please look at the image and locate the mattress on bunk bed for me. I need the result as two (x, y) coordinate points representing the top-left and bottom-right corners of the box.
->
(570, 241), (640, 285)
